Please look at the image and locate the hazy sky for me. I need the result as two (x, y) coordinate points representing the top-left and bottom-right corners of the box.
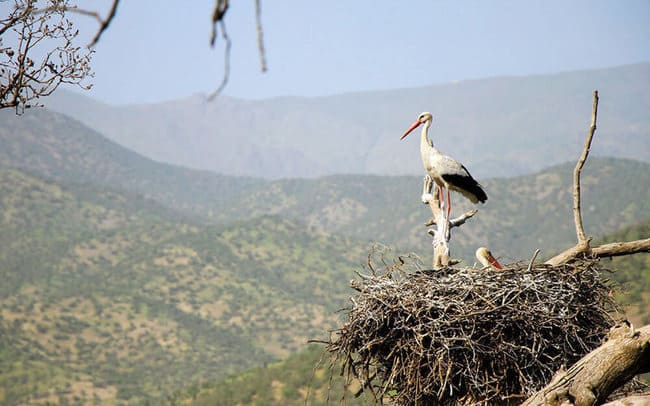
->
(37, 0), (650, 105)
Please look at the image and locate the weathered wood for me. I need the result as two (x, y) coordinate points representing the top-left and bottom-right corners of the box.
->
(522, 323), (650, 406)
(546, 91), (600, 266)
(422, 176), (450, 268)
(592, 239), (650, 258)
(573, 90), (599, 244)
(545, 90), (650, 266)
(545, 239), (650, 267)
(601, 394), (650, 405)
(421, 175), (478, 269)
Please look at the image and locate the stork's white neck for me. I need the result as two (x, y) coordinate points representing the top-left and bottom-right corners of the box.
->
(420, 120), (439, 154)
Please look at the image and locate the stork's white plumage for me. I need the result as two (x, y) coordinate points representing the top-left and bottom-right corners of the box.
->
(401, 112), (487, 216)
(475, 247), (503, 270)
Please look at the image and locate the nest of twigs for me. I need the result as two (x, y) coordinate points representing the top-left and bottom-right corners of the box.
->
(327, 251), (622, 405)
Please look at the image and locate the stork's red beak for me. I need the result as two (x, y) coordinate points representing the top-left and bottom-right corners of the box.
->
(400, 120), (421, 140)
(487, 253), (503, 270)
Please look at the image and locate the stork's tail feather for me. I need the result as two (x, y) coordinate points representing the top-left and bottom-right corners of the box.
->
(442, 174), (488, 204)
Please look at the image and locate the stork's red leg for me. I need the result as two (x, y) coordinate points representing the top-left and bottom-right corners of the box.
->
(446, 188), (451, 218)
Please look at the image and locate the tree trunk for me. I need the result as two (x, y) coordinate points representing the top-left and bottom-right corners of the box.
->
(523, 323), (650, 406)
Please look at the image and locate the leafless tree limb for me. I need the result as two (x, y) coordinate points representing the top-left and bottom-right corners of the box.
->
(87, 0), (118, 47)
(210, 0), (229, 47)
(254, 0), (267, 72)
(591, 239), (650, 258)
(1, 0), (93, 113)
(574, 90), (599, 244)
(206, 20), (231, 101)
(602, 394), (650, 405)
(522, 322), (650, 406)
(421, 175), (478, 269)
(27, 0), (119, 47)
(545, 91), (647, 266)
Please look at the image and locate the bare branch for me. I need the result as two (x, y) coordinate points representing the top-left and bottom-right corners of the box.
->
(26, 1), (120, 47)
(523, 323), (650, 406)
(602, 394), (650, 405)
(1, 0), (93, 112)
(254, 0), (267, 72)
(210, 0), (229, 47)
(545, 91), (621, 267)
(591, 238), (650, 258)
(206, 20), (231, 101)
(527, 249), (541, 272)
(88, 0), (119, 47)
(573, 90), (599, 244)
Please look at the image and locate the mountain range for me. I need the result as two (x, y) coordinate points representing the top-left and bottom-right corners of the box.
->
(44, 63), (650, 179)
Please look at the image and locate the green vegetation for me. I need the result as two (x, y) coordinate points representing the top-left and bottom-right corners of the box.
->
(597, 220), (650, 325)
(0, 170), (366, 404)
(172, 345), (365, 406)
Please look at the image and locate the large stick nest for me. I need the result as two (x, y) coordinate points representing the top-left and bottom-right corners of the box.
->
(327, 250), (622, 405)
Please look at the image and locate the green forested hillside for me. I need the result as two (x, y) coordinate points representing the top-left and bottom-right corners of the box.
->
(174, 345), (365, 406)
(598, 220), (650, 325)
(213, 157), (650, 264)
(0, 170), (365, 405)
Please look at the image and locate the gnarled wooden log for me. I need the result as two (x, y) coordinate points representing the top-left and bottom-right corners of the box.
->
(523, 323), (650, 406)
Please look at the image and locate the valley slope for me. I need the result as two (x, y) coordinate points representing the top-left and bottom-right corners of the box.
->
(0, 169), (366, 404)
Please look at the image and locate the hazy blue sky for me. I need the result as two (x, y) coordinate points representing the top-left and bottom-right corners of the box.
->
(42, 0), (650, 104)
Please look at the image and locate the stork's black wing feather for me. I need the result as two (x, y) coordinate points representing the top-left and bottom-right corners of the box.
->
(442, 171), (488, 203)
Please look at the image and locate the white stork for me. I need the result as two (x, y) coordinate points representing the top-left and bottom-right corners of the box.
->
(475, 247), (503, 270)
(400, 112), (487, 217)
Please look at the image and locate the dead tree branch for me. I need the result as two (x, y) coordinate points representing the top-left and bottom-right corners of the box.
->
(210, 0), (229, 47)
(592, 239), (650, 258)
(545, 91), (648, 266)
(27, 1), (120, 47)
(546, 90), (598, 265)
(1, 0), (93, 112)
(574, 90), (599, 244)
(206, 20), (231, 101)
(421, 175), (478, 269)
(602, 394), (650, 405)
(522, 322), (650, 406)
(254, 0), (267, 72)
(87, 0), (118, 47)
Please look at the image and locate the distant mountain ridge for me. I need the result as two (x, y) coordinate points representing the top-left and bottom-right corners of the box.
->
(0, 108), (263, 218)
(45, 62), (650, 178)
